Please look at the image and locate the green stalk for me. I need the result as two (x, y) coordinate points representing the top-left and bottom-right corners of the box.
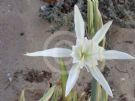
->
(101, 89), (108, 101)
(87, 0), (108, 101)
(59, 59), (68, 97)
(59, 59), (72, 101)
(87, 0), (94, 36)
(91, 79), (98, 101)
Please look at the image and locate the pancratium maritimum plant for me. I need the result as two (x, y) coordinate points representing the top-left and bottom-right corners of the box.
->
(25, 5), (134, 97)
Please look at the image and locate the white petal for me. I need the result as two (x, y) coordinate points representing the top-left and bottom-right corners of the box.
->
(25, 48), (72, 57)
(65, 64), (80, 96)
(104, 50), (134, 60)
(87, 65), (113, 97)
(74, 5), (85, 40)
(92, 21), (112, 44)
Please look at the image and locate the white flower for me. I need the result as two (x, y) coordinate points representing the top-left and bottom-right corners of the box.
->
(25, 5), (134, 97)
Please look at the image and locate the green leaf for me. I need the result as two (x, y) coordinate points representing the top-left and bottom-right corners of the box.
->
(87, 0), (94, 36)
(92, 0), (99, 31)
(91, 79), (97, 101)
(87, 97), (91, 101)
(79, 92), (87, 101)
(39, 86), (56, 101)
(87, 0), (109, 101)
(59, 59), (75, 101)
(52, 86), (62, 101)
(19, 89), (25, 101)
(59, 59), (68, 98)
(72, 91), (77, 101)
(101, 88), (108, 101)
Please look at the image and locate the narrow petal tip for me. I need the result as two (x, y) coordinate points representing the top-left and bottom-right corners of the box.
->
(65, 89), (69, 97)
(104, 50), (135, 60)
(65, 64), (80, 97)
(74, 4), (85, 40)
(109, 20), (113, 24)
(74, 5), (78, 8)
(111, 94), (113, 98)
(24, 53), (29, 56)
(109, 90), (113, 98)
(130, 56), (135, 59)
(24, 52), (36, 56)
(92, 21), (113, 44)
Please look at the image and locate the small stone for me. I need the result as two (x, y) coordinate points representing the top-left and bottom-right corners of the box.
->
(121, 78), (126, 81)
(112, 89), (115, 92)
(20, 32), (24, 36)
(7, 73), (12, 82)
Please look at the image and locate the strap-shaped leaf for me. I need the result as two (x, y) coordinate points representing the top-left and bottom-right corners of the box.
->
(39, 86), (56, 101)
(72, 91), (77, 101)
(59, 59), (68, 97)
(87, 0), (94, 35)
(19, 89), (25, 101)
(52, 86), (62, 101)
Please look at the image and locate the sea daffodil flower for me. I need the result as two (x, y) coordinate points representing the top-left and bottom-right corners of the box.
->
(25, 5), (134, 97)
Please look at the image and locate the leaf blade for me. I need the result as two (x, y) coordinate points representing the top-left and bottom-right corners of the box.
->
(39, 86), (56, 101)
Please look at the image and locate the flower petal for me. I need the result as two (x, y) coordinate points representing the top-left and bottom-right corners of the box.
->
(92, 21), (112, 44)
(87, 64), (113, 97)
(25, 48), (72, 57)
(104, 50), (134, 60)
(74, 5), (85, 40)
(65, 64), (80, 96)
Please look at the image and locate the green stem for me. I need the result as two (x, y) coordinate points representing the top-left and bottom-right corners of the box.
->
(59, 60), (67, 95)
(59, 59), (72, 101)
(87, 0), (109, 101)
(91, 79), (98, 101)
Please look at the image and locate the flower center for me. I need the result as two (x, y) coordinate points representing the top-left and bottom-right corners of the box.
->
(72, 43), (92, 63)
(79, 49), (90, 61)
(71, 38), (100, 64)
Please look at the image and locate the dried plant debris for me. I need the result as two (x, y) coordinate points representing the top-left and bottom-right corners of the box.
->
(102, 66), (111, 77)
(84, 82), (91, 95)
(99, 0), (135, 28)
(119, 94), (128, 101)
(23, 69), (52, 83)
(13, 69), (52, 83)
(5, 69), (52, 89)
(40, 0), (135, 29)
(39, 0), (85, 31)
(124, 40), (133, 44)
